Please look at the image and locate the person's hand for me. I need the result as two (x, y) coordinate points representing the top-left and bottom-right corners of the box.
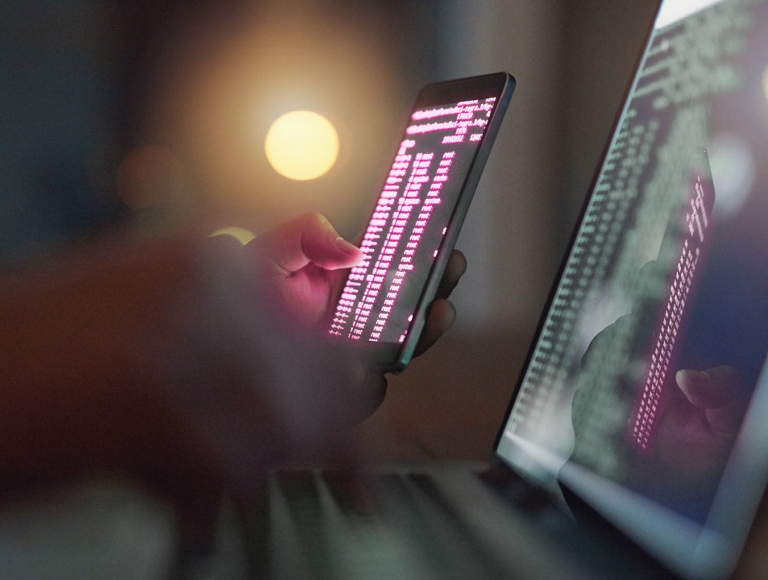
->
(245, 212), (363, 326)
(413, 241), (467, 357)
(573, 310), (748, 493)
(247, 212), (467, 355)
(654, 365), (746, 486)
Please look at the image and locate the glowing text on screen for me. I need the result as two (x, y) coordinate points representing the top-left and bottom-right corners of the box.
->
(328, 98), (496, 343)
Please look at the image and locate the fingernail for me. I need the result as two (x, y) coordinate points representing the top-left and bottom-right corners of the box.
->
(679, 369), (710, 385)
(335, 236), (360, 256)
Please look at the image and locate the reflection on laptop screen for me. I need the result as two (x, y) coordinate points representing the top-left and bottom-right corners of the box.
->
(496, 0), (768, 577)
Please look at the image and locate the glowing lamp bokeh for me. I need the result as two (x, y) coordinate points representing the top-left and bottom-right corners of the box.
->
(265, 110), (339, 181)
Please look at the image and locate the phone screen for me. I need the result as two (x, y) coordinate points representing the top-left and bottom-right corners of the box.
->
(326, 73), (515, 371)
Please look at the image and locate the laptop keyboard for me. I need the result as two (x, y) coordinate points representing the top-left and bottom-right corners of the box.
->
(266, 469), (495, 580)
(238, 466), (591, 580)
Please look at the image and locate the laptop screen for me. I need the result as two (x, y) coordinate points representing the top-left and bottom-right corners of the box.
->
(496, 0), (768, 577)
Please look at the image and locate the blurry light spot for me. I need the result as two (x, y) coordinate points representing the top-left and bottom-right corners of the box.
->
(707, 134), (755, 218)
(265, 111), (339, 181)
(209, 226), (256, 245)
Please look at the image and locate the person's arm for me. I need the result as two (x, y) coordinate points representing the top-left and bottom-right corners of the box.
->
(0, 232), (354, 496)
(0, 235), (201, 492)
(0, 213), (466, 495)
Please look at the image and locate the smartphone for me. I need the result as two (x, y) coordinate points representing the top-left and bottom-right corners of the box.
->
(326, 72), (515, 372)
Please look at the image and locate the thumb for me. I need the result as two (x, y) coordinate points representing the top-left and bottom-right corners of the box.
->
(676, 366), (745, 436)
(675, 366), (741, 409)
(249, 213), (362, 275)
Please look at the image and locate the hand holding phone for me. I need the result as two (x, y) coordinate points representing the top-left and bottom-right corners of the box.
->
(326, 72), (515, 371)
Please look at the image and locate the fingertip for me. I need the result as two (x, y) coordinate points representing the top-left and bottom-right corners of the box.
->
(333, 236), (364, 266)
(432, 298), (457, 331)
(450, 249), (468, 277)
(298, 214), (360, 269)
(676, 369), (710, 387)
(676, 368), (736, 408)
(436, 250), (467, 299)
(413, 299), (456, 357)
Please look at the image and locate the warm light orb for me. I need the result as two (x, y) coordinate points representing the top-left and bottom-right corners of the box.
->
(265, 111), (339, 181)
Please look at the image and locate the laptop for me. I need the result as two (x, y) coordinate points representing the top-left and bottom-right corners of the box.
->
(228, 1), (768, 578)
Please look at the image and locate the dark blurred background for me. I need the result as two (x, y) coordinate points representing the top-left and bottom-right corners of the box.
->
(0, 0), (660, 460)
